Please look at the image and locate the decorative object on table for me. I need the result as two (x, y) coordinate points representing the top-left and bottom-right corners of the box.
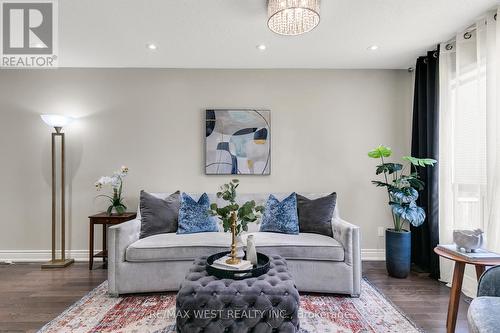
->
(95, 166), (129, 215)
(177, 193), (218, 234)
(208, 179), (264, 265)
(210, 253), (253, 271)
(296, 192), (337, 237)
(267, 0), (320, 36)
(38, 279), (422, 333)
(368, 145), (436, 278)
(246, 234), (258, 265)
(139, 190), (180, 239)
(178, 255), (298, 332)
(235, 235), (245, 259)
(88, 212), (137, 270)
(434, 246), (500, 333)
(40, 114), (75, 269)
(453, 229), (484, 252)
(437, 244), (500, 262)
(259, 193), (299, 234)
(205, 109), (270, 175)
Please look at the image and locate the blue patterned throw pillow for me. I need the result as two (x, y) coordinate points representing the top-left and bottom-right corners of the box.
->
(177, 193), (218, 234)
(259, 193), (299, 234)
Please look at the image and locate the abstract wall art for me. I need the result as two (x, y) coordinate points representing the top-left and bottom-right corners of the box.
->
(205, 109), (271, 175)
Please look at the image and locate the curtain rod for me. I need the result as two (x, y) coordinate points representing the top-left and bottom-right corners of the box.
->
(443, 12), (497, 48)
(409, 12), (497, 71)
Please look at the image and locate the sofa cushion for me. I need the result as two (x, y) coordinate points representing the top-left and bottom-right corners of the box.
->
(260, 193), (299, 234)
(127, 232), (230, 262)
(468, 296), (500, 333)
(126, 231), (344, 262)
(244, 232), (344, 261)
(297, 192), (336, 237)
(177, 193), (218, 234)
(139, 190), (180, 239)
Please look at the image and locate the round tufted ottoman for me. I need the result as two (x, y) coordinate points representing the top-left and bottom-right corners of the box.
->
(176, 255), (300, 333)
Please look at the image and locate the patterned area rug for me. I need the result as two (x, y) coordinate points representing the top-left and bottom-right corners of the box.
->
(38, 279), (422, 333)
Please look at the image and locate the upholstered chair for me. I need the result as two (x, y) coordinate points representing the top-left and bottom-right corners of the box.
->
(468, 265), (500, 333)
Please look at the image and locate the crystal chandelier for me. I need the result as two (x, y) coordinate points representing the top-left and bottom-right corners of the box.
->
(267, 0), (320, 36)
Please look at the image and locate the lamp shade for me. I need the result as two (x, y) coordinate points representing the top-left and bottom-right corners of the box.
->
(268, 0), (320, 36)
(40, 114), (74, 128)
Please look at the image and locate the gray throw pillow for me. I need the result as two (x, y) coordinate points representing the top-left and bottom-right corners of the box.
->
(139, 190), (180, 239)
(296, 193), (337, 237)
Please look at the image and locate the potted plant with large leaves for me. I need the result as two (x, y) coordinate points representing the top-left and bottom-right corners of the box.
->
(209, 179), (264, 265)
(368, 145), (436, 278)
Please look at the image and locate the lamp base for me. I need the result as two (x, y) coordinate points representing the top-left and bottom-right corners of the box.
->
(41, 258), (75, 269)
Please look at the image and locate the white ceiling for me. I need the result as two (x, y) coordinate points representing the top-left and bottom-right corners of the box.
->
(59, 0), (498, 69)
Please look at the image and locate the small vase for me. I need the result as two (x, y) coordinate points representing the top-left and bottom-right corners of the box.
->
(246, 235), (257, 265)
(108, 206), (124, 216)
(235, 235), (245, 259)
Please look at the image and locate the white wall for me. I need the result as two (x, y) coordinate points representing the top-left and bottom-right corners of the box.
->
(0, 69), (413, 260)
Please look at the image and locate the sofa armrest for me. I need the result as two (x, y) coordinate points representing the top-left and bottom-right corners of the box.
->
(332, 217), (361, 296)
(108, 218), (141, 295)
(332, 217), (361, 267)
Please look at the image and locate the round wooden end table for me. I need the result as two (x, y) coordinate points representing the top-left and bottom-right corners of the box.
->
(434, 247), (500, 333)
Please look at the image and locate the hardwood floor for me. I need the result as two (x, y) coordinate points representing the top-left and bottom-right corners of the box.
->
(0, 263), (107, 333)
(0, 261), (471, 333)
(363, 261), (471, 333)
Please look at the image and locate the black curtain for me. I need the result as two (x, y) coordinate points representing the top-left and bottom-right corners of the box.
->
(411, 48), (440, 279)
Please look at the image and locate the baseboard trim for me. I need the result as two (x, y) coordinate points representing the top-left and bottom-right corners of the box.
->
(0, 248), (386, 262)
(0, 250), (97, 262)
(361, 249), (385, 261)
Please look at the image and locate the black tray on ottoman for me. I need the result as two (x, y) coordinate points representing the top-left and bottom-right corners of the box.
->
(176, 255), (300, 333)
(206, 251), (270, 280)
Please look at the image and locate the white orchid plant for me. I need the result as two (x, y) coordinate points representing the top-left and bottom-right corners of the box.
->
(95, 166), (129, 215)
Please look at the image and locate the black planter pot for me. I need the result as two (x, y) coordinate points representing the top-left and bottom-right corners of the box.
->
(385, 229), (411, 278)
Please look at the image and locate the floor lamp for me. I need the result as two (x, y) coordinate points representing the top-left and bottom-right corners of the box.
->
(40, 114), (75, 268)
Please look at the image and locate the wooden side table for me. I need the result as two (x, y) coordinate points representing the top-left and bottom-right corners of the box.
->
(89, 212), (137, 270)
(434, 247), (500, 333)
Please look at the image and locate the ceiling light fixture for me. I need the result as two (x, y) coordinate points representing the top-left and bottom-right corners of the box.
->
(267, 0), (320, 36)
(146, 43), (158, 50)
(367, 45), (379, 51)
(256, 44), (267, 51)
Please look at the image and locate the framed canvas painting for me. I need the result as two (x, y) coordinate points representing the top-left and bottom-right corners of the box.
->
(205, 109), (271, 175)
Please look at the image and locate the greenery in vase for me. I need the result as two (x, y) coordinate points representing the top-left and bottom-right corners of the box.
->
(209, 179), (265, 235)
(95, 166), (129, 215)
(368, 145), (436, 232)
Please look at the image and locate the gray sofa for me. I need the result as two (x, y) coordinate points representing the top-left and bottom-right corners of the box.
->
(108, 192), (361, 296)
(468, 265), (500, 333)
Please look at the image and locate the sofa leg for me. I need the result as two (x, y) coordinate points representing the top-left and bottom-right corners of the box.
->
(350, 293), (360, 298)
(108, 292), (120, 298)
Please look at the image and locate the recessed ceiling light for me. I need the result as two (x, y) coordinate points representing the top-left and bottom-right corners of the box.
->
(146, 43), (158, 50)
(256, 44), (267, 51)
(367, 45), (379, 51)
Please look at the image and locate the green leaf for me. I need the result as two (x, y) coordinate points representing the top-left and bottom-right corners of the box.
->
(210, 203), (218, 210)
(376, 163), (403, 175)
(368, 145), (392, 159)
(106, 205), (113, 215)
(403, 156), (437, 167)
(371, 180), (391, 187)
